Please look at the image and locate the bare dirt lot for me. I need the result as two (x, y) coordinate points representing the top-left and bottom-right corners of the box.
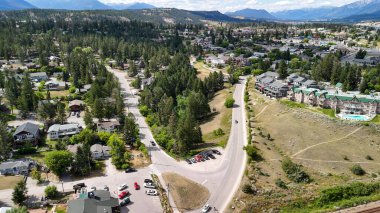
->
(0, 176), (23, 190)
(229, 79), (380, 212)
(162, 172), (210, 211)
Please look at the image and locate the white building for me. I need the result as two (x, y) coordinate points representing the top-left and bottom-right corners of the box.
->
(48, 123), (82, 140)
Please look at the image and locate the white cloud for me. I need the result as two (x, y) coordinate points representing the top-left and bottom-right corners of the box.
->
(99, 0), (358, 12)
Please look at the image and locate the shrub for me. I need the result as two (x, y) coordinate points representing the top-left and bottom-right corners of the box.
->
(275, 179), (287, 189)
(17, 146), (37, 155)
(244, 145), (262, 162)
(213, 128), (225, 136)
(45, 185), (58, 199)
(139, 105), (150, 117)
(242, 184), (254, 194)
(30, 168), (42, 184)
(224, 97), (235, 108)
(366, 155), (374, 160)
(281, 158), (311, 183)
(350, 164), (366, 176)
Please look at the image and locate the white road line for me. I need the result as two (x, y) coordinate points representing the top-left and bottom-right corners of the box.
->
(202, 179), (208, 185)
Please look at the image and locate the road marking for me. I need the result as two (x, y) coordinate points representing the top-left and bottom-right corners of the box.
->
(202, 179), (208, 185)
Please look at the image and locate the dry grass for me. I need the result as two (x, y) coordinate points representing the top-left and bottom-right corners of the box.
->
(229, 80), (380, 212)
(50, 90), (70, 98)
(130, 150), (151, 168)
(201, 85), (233, 147)
(194, 61), (212, 80)
(0, 176), (23, 190)
(162, 172), (210, 211)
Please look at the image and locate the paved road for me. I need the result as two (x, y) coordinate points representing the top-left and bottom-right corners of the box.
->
(109, 67), (248, 212)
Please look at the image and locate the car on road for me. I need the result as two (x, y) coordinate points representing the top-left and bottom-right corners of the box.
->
(195, 155), (203, 162)
(118, 183), (128, 191)
(212, 150), (221, 155)
(76, 112), (80, 117)
(103, 185), (109, 191)
(190, 158), (196, 164)
(144, 182), (156, 189)
(144, 179), (153, 183)
(208, 153), (216, 159)
(125, 167), (137, 173)
(120, 197), (130, 206)
(150, 141), (156, 146)
(201, 204), (211, 213)
(134, 182), (140, 190)
(89, 186), (96, 191)
(145, 189), (158, 196)
(185, 159), (192, 164)
(118, 191), (129, 199)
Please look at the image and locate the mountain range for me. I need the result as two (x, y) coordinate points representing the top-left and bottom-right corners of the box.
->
(225, 8), (276, 20)
(0, 0), (36, 10)
(26, 0), (111, 10)
(107, 2), (156, 10)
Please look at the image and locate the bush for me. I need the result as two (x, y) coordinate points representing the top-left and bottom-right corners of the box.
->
(281, 158), (311, 183)
(350, 164), (366, 176)
(244, 145), (262, 162)
(139, 105), (150, 117)
(224, 97), (235, 108)
(30, 168), (42, 183)
(45, 185), (58, 199)
(213, 128), (225, 136)
(17, 146), (37, 155)
(275, 179), (287, 189)
(242, 184), (254, 194)
(365, 155), (373, 160)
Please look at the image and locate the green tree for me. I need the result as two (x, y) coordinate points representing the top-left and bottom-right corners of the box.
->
(224, 97), (235, 108)
(128, 60), (138, 77)
(19, 72), (36, 117)
(277, 60), (288, 79)
(71, 145), (91, 176)
(37, 101), (57, 123)
(30, 168), (42, 184)
(92, 99), (104, 121)
(84, 108), (95, 130)
(107, 134), (129, 169)
(44, 151), (73, 177)
(5, 206), (28, 213)
(44, 185), (58, 198)
(0, 122), (11, 159)
(123, 116), (139, 146)
(56, 101), (66, 124)
(12, 181), (28, 206)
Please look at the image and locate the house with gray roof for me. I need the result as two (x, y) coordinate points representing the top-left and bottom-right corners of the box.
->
(302, 80), (318, 89)
(13, 122), (40, 145)
(90, 144), (111, 160)
(293, 76), (307, 86)
(264, 81), (289, 98)
(48, 123), (82, 140)
(0, 158), (36, 175)
(67, 190), (119, 213)
(30, 72), (48, 82)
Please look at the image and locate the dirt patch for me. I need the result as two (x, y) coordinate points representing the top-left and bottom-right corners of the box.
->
(200, 85), (233, 148)
(50, 90), (70, 98)
(194, 61), (212, 80)
(0, 176), (23, 190)
(162, 172), (210, 211)
(130, 150), (151, 168)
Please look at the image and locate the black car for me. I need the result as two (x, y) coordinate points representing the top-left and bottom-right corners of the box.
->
(208, 153), (216, 159)
(144, 179), (153, 183)
(212, 150), (221, 155)
(125, 167), (137, 173)
(73, 183), (86, 190)
(201, 153), (210, 160)
(150, 141), (156, 146)
(185, 159), (192, 164)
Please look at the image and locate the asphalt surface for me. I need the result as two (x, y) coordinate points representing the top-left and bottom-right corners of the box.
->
(109, 67), (248, 212)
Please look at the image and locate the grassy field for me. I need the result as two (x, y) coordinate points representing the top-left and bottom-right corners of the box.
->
(200, 85), (233, 148)
(50, 90), (70, 98)
(194, 61), (213, 80)
(0, 176), (23, 190)
(162, 172), (209, 211)
(230, 79), (380, 212)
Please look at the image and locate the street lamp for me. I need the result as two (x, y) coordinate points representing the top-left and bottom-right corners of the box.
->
(61, 181), (64, 192)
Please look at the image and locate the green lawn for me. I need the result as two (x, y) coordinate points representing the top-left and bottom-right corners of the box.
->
(317, 108), (336, 118)
(280, 99), (307, 108)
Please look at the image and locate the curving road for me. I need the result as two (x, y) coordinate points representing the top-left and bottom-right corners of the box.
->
(109, 67), (248, 212)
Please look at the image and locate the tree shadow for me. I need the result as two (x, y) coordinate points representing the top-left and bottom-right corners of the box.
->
(199, 111), (220, 125)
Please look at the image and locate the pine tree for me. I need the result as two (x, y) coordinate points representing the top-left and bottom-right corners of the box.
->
(84, 108), (95, 130)
(19, 72), (35, 117)
(277, 60), (288, 79)
(0, 122), (11, 160)
(12, 181), (28, 206)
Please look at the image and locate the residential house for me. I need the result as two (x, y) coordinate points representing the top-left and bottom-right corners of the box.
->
(48, 123), (82, 140)
(13, 122), (40, 145)
(302, 80), (318, 89)
(67, 144), (83, 154)
(30, 72), (48, 82)
(0, 158), (36, 175)
(76, 84), (92, 94)
(264, 81), (289, 98)
(67, 190), (120, 213)
(90, 144), (111, 160)
(69, 100), (85, 112)
(293, 76), (307, 86)
(96, 120), (120, 133)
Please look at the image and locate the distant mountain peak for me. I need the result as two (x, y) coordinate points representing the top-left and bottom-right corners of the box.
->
(26, 0), (111, 10)
(0, 0), (36, 10)
(107, 2), (156, 10)
(226, 8), (276, 20)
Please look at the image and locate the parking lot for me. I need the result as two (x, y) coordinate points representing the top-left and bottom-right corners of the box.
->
(186, 149), (222, 165)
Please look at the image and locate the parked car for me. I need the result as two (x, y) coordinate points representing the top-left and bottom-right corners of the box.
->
(201, 204), (211, 213)
(103, 185), (109, 191)
(190, 158), (197, 163)
(185, 159), (192, 164)
(144, 182), (156, 189)
(89, 186), (96, 191)
(195, 155), (203, 162)
(125, 167), (137, 173)
(144, 179), (153, 183)
(73, 183), (86, 190)
(71, 112), (75, 116)
(146, 189), (158, 196)
(118, 183), (128, 191)
(201, 153), (210, 160)
(76, 112), (80, 117)
(120, 197), (130, 206)
(208, 153), (216, 159)
(118, 191), (129, 199)
(212, 150), (221, 155)
(134, 182), (140, 190)
(150, 141), (156, 146)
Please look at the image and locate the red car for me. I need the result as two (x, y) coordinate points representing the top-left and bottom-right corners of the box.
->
(195, 155), (203, 162)
(118, 191), (129, 199)
(134, 182), (140, 190)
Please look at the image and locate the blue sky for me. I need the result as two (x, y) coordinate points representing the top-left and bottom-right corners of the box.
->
(100, 0), (358, 12)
